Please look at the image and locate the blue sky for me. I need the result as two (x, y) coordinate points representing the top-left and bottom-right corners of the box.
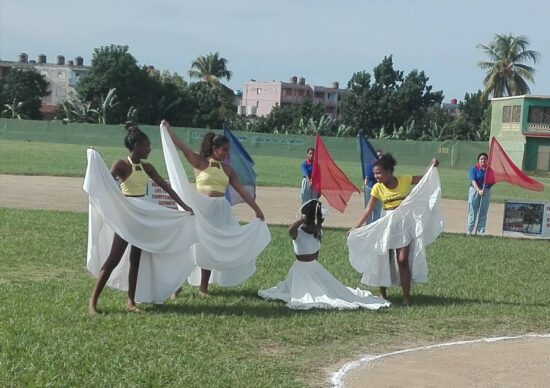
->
(1, 0), (549, 101)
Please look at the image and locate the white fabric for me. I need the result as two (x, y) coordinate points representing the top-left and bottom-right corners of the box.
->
(347, 166), (444, 287)
(84, 149), (197, 303)
(258, 260), (391, 310)
(160, 125), (271, 286)
(292, 228), (321, 255)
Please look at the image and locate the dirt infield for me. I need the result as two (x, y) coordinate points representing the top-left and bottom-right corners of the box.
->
(337, 335), (550, 388)
(0, 174), (504, 234)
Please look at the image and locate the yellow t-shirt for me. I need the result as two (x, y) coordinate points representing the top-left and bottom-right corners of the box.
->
(370, 176), (413, 210)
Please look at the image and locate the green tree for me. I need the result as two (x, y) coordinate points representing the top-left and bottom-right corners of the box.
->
(478, 34), (540, 100)
(188, 52), (232, 84)
(341, 55), (443, 138)
(77, 45), (150, 124)
(0, 68), (49, 119)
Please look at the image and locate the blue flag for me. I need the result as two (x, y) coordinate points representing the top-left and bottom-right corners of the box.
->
(359, 130), (377, 180)
(224, 124), (256, 205)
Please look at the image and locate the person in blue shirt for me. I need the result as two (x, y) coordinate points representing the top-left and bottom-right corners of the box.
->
(363, 149), (384, 224)
(467, 152), (495, 235)
(300, 148), (320, 204)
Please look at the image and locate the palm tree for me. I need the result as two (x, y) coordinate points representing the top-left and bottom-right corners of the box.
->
(188, 52), (232, 84)
(477, 34), (540, 100)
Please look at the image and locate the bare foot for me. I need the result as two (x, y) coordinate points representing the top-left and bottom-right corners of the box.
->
(170, 287), (183, 301)
(127, 304), (144, 313)
(88, 300), (98, 317)
(198, 290), (209, 298)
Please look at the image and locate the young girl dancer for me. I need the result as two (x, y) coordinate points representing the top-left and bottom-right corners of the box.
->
(351, 154), (439, 306)
(163, 121), (269, 297)
(88, 124), (193, 315)
(259, 199), (390, 310)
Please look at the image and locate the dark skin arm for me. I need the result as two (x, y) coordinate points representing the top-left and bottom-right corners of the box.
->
(354, 196), (380, 229)
(142, 162), (194, 214)
(225, 165), (265, 220)
(288, 217), (306, 239)
(162, 120), (208, 170)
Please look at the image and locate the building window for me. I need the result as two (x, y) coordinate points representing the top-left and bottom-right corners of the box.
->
(284, 88), (292, 96)
(502, 105), (520, 123)
(57, 72), (65, 80)
(297, 90), (305, 97)
(528, 106), (550, 124)
(314, 91), (324, 99)
(55, 87), (66, 97)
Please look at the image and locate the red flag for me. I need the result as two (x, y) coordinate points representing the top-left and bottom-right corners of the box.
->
(488, 137), (544, 192)
(311, 134), (360, 212)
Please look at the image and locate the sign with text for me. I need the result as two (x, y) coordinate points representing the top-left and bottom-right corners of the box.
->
(502, 200), (550, 239)
(147, 180), (178, 210)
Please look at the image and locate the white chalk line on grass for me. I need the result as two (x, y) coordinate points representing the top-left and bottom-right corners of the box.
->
(330, 333), (550, 387)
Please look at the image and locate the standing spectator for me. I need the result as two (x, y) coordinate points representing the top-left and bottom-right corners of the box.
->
(363, 149), (384, 224)
(467, 152), (495, 235)
(300, 148), (320, 204)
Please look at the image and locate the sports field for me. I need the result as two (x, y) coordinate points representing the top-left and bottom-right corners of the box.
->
(1, 125), (550, 387)
(1, 207), (549, 386)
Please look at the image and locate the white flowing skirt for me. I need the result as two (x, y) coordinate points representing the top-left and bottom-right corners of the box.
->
(160, 126), (272, 287)
(84, 149), (197, 303)
(347, 167), (444, 288)
(258, 260), (391, 310)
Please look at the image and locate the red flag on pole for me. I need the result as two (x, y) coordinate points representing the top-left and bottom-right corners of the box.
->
(311, 134), (360, 212)
(488, 137), (544, 192)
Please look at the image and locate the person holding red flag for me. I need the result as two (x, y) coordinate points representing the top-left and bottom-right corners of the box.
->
(300, 148), (320, 204)
(466, 153), (495, 235)
(467, 138), (544, 235)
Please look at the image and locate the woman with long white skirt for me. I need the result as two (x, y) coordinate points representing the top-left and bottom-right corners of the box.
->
(86, 124), (196, 315)
(348, 154), (443, 306)
(259, 200), (390, 310)
(161, 121), (271, 296)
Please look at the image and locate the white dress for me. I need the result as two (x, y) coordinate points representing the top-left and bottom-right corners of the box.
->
(347, 167), (444, 287)
(84, 149), (197, 303)
(258, 228), (391, 310)
(160, 126), (272, 287)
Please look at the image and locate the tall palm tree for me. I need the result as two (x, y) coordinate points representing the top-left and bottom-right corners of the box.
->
(188, 52), (232, 84)
(477, 34), (540, 100)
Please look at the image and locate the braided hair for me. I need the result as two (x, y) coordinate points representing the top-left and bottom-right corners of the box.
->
(301, 199), (324, 240)
(124, 122), (149, 151)
(374, 153), (397, 173)
(200, 132), (230, 158)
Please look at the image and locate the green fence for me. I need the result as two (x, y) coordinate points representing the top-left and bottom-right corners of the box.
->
(0, 118), (489, 169)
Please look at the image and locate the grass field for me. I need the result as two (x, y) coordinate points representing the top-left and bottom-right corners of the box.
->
(1, 207), (549, 387)
(1, 139), (549, 203)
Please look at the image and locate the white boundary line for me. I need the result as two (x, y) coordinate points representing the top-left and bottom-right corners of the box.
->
(330, 333), (550, 387)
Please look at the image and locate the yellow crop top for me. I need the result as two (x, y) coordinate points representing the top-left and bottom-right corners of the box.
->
(370, 176), (413, 210)
(195, 159), (230, 194)
(120, 157), (148, 197)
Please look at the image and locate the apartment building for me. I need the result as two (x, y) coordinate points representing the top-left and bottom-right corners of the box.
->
(239, 76), (348, 119)
(0, 53), (90, 117)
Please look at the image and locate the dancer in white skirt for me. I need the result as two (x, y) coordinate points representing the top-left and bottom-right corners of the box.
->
(87, 124), (194, 316)
(350, 154), (440, 306)
(259, 199), (390, 310)
(162, 121), (270, 297)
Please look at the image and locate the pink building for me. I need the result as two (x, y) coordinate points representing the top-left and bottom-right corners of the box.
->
(239, 76), (348, 119)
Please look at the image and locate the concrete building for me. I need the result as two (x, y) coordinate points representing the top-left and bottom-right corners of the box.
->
(239, 77), (348, 119)
(441, 98), (460, 116)
(490, 95), (550, 171)
(0, 53), (90, 117)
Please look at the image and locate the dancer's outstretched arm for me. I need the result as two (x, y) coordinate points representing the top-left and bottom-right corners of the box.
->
(226, 165), (265, 221)
(353, 196), (379, 229)
(161, 120), (207, 170)
(143, 162), (194, 214)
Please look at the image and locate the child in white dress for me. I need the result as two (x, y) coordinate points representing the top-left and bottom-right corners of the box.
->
(258, 200), (390, 310)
